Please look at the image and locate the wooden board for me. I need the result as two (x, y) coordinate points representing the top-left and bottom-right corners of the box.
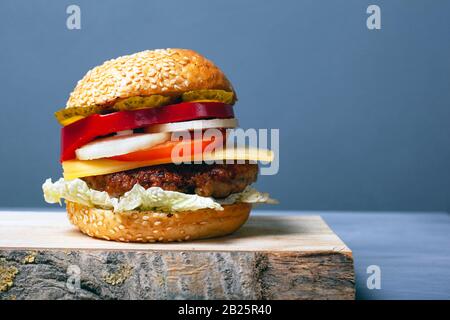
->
(0, 211), (354, 300)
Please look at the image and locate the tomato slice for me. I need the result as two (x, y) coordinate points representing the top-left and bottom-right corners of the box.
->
(61, 102), (233, 162)
(111, 133), (224, 162)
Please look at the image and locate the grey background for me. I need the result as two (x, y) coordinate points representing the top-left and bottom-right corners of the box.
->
(0, 0), (449, 211)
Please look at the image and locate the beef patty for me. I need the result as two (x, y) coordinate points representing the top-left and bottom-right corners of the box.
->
(82, 163), (258, 198)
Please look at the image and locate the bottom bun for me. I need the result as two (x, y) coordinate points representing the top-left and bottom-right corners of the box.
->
(66, 201), (251, 242)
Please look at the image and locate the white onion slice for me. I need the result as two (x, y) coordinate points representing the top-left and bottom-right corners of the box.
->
(115, 130), (134, 136)
(75, 132), (170, 160)
(144, 118), (238, 133)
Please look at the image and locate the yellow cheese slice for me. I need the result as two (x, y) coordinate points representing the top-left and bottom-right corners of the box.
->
(188, 100), (220, 103)
(62, 147), (273, 180)
(60, 115), (86, 126)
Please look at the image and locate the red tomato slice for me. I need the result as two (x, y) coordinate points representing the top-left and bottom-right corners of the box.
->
(111, 135), (224, 162)
(60, 102), (233, 162)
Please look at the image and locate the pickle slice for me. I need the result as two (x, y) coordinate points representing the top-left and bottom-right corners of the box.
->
(182, 90), (235, 105)
(55, 105), (106, 125)
(113, 95), (173, 111)
(55, 95), (173, 125)
(55, 91), (235, 126)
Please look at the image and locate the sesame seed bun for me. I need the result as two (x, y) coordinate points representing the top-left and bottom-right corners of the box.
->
(66, 48), (234, 109)
(66, 201), (251, 242)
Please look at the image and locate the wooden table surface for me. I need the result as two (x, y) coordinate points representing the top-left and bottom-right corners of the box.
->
(0, 212), (350, 253)
(0, 211), (354, 300)
(259, 210), (450, 300)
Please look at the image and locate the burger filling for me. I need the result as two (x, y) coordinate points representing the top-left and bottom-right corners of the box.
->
(44, 90), (276, 213)
(81, 163), (258, 198)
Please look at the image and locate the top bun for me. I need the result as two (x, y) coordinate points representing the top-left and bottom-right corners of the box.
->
(66, 48), (234, 109)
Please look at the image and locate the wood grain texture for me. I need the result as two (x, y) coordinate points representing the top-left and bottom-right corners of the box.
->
(0, 211), (354, 300)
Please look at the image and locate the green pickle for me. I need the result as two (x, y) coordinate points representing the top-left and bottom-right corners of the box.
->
(54, 105), (106, 125)
(55, 90), (235, 125)
(182, 90), (235, 104)
(113, 95), (173, 111)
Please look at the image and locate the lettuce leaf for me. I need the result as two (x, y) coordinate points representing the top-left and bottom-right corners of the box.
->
(114, 184), (222, 212)
(43, 178), (276, 213)
(42, 178), (114, 208)
(218, 186), (278, 205)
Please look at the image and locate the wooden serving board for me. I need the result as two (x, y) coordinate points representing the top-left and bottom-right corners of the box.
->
(0, 211), (354, 300)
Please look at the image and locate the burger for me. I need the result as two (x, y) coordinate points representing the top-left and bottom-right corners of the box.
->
(43, 48), (275, 242)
